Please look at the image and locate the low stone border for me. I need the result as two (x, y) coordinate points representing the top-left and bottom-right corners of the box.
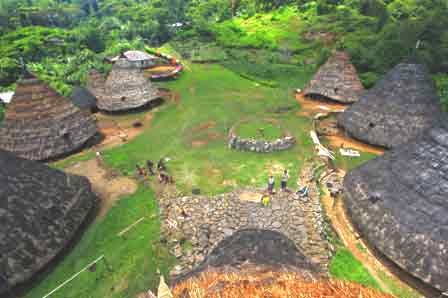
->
(228, 119), (296, 153)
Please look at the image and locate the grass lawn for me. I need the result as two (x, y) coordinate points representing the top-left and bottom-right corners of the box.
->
(102, 63), (315, 195)
(235, 120), (284, 141)
(330, 248), (381, 290)
(25, 187), (174, 298)
(24, 61), (389, 297)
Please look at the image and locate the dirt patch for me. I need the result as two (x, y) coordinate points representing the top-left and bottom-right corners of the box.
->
(192, 121), (217, 132)
(145, 65), (177, 75)
(95, 112), (153, 150)
(296, 93), (348, 117)
(238, 191), (263, 203)
(66, 159), (138, 218)
(326, 135), (385, 155)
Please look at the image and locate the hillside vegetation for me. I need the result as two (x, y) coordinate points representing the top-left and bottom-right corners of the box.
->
(0, 0), (447, 107)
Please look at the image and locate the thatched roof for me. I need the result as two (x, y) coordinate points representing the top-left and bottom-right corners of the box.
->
(109, 50), (157, 62)
(96, 58), (160, 112)
(343, 123), (448, 292)
(71, 86), (97, 111)
(0, 149), (97, 292)
(173, 229), (322, 284)
(0, 73), (98, 161)
(338, 61), (443, 148)
(86, 69), (106, 101)
(303, 51), (364, 103)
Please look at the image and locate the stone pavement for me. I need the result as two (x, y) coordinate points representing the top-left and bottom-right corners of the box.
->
(158, 178), (331, 277)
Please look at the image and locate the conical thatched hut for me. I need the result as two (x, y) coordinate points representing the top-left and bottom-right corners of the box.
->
(343, 123), (448, 293)
(303, 51), (364, 103)
(0, 149), (97, 293)
(96, 57), (160, 112)
(338, 61), (443, 148)
(0, 72), (98, 161)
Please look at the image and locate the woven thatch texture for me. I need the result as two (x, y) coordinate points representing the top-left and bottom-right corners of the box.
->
(0, 74), (98, 161)
(97, 58), (159, 112)
(0, 149), (98, 293)
(173, 229), (322, 284)
(338, 62), (443, 148)
(71, 86), (97, 111)
(303, 51), (364, 103)
(343, 124), (448, 292)
(86, 69), (106, 100)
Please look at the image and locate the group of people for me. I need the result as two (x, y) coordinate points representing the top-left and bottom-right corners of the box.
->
(267, 170), (290, 194)
(136, 158), (173, 184)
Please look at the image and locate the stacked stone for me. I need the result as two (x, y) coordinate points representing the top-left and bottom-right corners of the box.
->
(228, 135), (295, 153)
(159, 189), (330, 277)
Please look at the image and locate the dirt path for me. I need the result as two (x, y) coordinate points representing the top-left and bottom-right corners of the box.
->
(326, 135), (385, 155)
(296, 93), (348, 117)
(66, 159), (138, 218)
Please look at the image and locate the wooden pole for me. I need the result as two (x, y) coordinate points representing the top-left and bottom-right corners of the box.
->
(42, 255), (105, 298)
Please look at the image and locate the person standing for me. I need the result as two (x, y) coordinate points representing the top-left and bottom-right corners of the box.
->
(157, 158), (166, 171)
(281, 170), (289, 191)
(268, 175), (275, 194)
(146, 160), (155, 176)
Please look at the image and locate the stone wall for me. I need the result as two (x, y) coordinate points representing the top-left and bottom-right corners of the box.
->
(158, 188), (330, 278)
(228, 135), (295, 153)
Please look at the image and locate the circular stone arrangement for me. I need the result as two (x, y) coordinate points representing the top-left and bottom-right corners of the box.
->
(228, 119), (295, 153)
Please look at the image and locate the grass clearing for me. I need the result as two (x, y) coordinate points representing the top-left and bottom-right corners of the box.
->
(24, 59), (391, 297)
(235, 120), (284, 141)
(330, 248), (381, 290)
(25, 186), (174, 298)
(102, 63), (315, 195)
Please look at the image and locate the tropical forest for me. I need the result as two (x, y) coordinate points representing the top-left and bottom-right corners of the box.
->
(0, 0), (447, 297)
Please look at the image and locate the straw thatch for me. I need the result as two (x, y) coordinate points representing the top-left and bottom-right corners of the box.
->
(0, 72), (98, 161)
(0, 149), (98, 293)
(173, 270), (395, 298)
(338, 61), (443, 148)
(96, 58), (160, 112)
(86, 69), (106, 100)
(303, 51), (364, 103)
(343, 122), (448, 292)
(71, 86), (97, 112)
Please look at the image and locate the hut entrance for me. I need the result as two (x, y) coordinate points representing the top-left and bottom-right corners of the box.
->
(121, 96), (126, 102)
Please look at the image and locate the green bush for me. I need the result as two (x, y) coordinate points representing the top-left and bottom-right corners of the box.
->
(434, 74), (448, 111)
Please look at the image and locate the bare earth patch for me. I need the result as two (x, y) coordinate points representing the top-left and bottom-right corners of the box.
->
(95, 112), (153, 150)
(296, 93), (348, 117)
(66, 159), (138, 218)
(238, 191), (263, 203)
(326, 135), (385, 155)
